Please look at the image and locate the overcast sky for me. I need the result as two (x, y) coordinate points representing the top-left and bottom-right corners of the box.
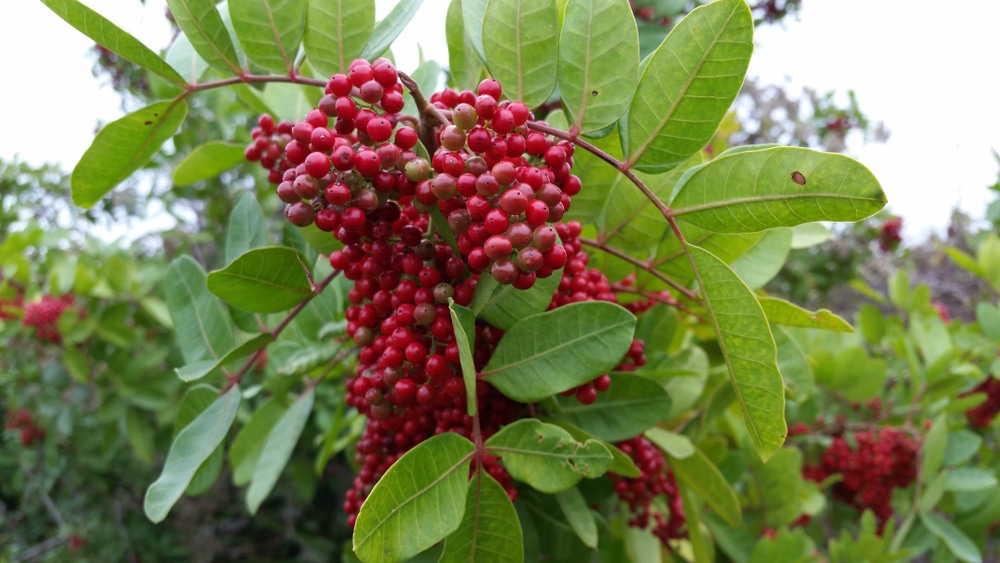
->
(4, 1), (1000, 241)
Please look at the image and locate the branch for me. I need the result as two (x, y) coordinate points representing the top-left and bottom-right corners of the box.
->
(223, 269), (342, 392)
(398, 71), (450, 153)
(579, 237), (699, 302)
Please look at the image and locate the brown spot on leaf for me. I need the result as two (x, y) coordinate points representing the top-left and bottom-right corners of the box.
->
(591, 90), (598, 97)
(144, 121), (153, 125)
(791, 171), (806, 185)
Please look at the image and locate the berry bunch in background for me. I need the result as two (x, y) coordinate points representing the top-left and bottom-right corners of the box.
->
(21, 294), (75, 343)
(611, 436), (686, 545)
(803, 426), (919, 533)
(5, 408), (46, 446)
(961, 375), (1000, 428)
(877, 216), (903, 252)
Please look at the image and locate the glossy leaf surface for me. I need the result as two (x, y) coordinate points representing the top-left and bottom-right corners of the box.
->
(207, 247), (313, 313)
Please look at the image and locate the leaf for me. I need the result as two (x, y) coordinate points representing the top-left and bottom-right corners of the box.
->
(261, 81), (314, 123)
(730, 228), (792, 289)
(165, 256), (235, 364)
(165, 0), (243, 75)
(922, 413), (948, 478)
(470, 268), (562, 330)
(226, 192), (272, 264)
(644, 427), (694, 459)
(304, 0), (373, 78)
(625, 0), (752, 173)
(446, 0), (484, 92)
(439, 471), (523, 563)
(461, 0), (490, 64)
(165, 28), (211, 85)
(353, 433), (475, 563)
(246, 389), (314, 514)
(790, 222), (832, 248)
(919, 511), (982, 563)
(230, 397), (289, 486)
(753, 448), (805, 528)
(229, 0), (307, 73)
(173, 142), (247, 186)
(72, 100), (189, 208)
(552, 373), (672, 442)
(544, 420), (641, 477)
(125, 407), (156, 465)
(484, 418), (612, 493)
(555, 487), (597, 549)
(144, 386), (241, 522)
(359, 0), (425, 61)
(689, 245), (786, 461)
(174, 333), (272, 382)
(481, 0), (560, 107)
(773, 326), (815, 399)
(448, 300), (479, 416)
(40, 0), (186, 86)
(558, 0), (639, 133)
(668, 445), (742, 528)
(670, 147), (887, 233)
(945, 468), (998, 493)
(759, 297), (854, 332)
(976, 302), (1000, 342)
(207, 246), (313, 313)
(481, 301), (636, 402)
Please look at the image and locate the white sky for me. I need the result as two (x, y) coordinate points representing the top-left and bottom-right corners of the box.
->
(4, 1), (1000, 241)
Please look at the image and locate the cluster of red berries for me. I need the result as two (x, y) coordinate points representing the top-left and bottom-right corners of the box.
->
(803, 426), (919, 532)
(628, 1), (672, 27)
(961, 376), (1000, 428)
(5, 408), (46, 446)
(877, 216), (903, 252)
(611, 436), (686, 545)
(21, 294), (75, 343)
(245, 61), (660, 532)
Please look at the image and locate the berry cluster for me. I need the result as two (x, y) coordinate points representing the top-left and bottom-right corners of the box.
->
(611, 436), (686, 546)
(5, 408), (46, 446)
(961, 376), (1000, 428)
(877, 216), (903, 252)
(803, 426), (919, 532)
(22, 294), (75, 343)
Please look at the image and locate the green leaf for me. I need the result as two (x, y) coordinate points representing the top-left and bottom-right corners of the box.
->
(978, 235), (1000, 293)
(553, 373), (672, 442)
(689, 245), (786, 461)
(679, 482), (714, 563)
(226, 192), (272, 264)
(759, 297), (854, 332)
(304, 0), (374, 77)
(165, 256), (235, 364)
(945, 468), (998, 493)
(72, 100), (189, 208)
(165, 28), (211, 85)
(976, 302), (1000, 342)
(449, 300), (478, 416)
(922, 413), (948, 478)
(471, 268), (562, 330)
(753, 448), (806, 528)
(625, 0), (752, 173)
(556, 486), (597, 549)
(943, 430), (982, 467)
(173, 142), (247, 186)
(246, 389), (314, 514)
(481, 301), (636, 402)
(773, 326), (815, 399)
(644, 427), (694, 459)
(481, 0), (559, 107)
(144, 386), (241, 522)
(857, 304), (885, 343)
(919, 511), (982, 563)
(125, 407), (156, 465)
(207, 246), (313, 313)
(730, 228), (792, 289)
(558, 0), (638, 133)
(229, 0), (307, 73)
(670, 147), (887, 232)
(40, 0), (186, 86)
(485, 418), (612, 493)
(668, 445), (742, 528)
(359, 0), (425, 61)
(439, 470), (523, 563)
(461, 0), (490, 65)
(790, 222), (832, 248)
(261, 81), (315, 123)
(544, 420), (641, 477)
(230, 397), (289, 486)
(174, 333), (272, 382)
(446, 0), (484, 92)
(165, 0), (243, 75)
(353, 433), (475, 563)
